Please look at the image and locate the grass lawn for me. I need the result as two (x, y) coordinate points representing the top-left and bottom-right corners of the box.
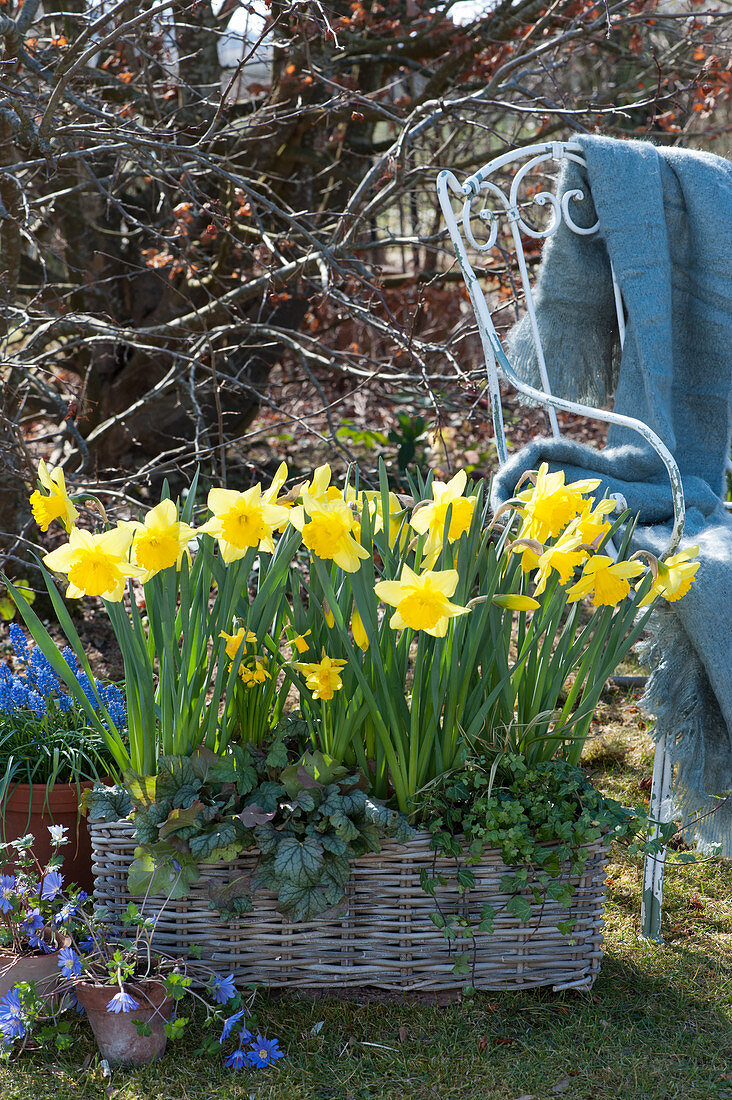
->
(2, 684), (730, 1100)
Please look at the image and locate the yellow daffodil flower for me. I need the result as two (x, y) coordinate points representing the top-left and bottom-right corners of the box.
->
(351, 607), (370, 651)
(261, 461), (292, 530)
(347, 488), (407, 549)
(510, 529), (543, 574)
(409, 470), (477, 566)
(122, 499), (196, 582)
(514, 463), (601, 543)
(491, 594), (541, 611)
(374, 564), (470, 637)
(533, 522), (589, 597)
(567, 555), (646, 608)
(239, 657), (270, 687)
(288, 629), (311, 656)
(574, 497), (616, 547)
(199, 473), (291, 562)
(296, 654), (347, 701)
(290, 496), (369, 573)
(30, 460), (79, 533)
(43, 525), (145, 601)
(639, 546), (700, 606)
(288, 464), (342, 531)
(219, 627), (258, 662)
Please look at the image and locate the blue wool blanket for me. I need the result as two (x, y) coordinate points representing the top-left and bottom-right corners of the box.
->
(489, 135), (732, 854)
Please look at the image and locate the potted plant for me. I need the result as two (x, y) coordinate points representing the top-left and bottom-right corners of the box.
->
(8, 459), (698, 993)
(0, 828), (88, 1001)
(0, 624), (119, 890)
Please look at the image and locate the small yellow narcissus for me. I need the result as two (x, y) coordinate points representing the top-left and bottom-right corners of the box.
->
(43, 526), (145, 601)
(30, 460), (79, 533)
(567, 555), (646, 608)
(296, 654), (348, 701)
(374, 564), (470, 638)
(491, 594), (540, 612)
(123, 499), (196, 582)
(219, 627), (258, 662)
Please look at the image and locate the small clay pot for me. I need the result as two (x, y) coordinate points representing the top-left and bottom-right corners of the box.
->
(75, 980), (174, 1066)
(0, 949), (63, 1001)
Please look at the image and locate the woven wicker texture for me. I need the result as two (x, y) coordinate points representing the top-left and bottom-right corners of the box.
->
(91, 820), (607, 993)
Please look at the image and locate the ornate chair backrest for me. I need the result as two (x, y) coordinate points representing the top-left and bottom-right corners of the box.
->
(437, 140), (685, 554)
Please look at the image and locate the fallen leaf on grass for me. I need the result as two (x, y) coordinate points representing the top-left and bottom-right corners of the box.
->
(513, 1095), (536, 1100)
(477, 1035), (490, 1053)
(398, 1025), (408, 1042)
(310, 1020), (324, 1035)
(552, 1077), (571, 1093)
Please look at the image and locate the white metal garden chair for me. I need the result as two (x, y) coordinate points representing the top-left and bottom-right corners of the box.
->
(436, 140), (687, 941)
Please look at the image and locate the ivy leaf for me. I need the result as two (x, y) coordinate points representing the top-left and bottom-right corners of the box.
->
(507, 895), (533, 923)
(206, 872), (253, 918)
(451, 953), (471, 977)
(127, 846), (200, 899)
(274, 836), (324, 887)
(547, 881), (574, 908)
(478, 904), (495, 934)
(456, 868), (475, 891)
(557, 919), (576, 936)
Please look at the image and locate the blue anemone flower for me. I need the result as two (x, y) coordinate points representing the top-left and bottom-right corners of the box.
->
(0, 875), (16, 915)
(57, 947), (82, 978)
(106, 990), (140, 1014)
(0, 989), (26, 1040)
(219, 1007), (246, 1044)
(211, 972), (237, 1004)
(246, 1035), (284, 1068)
(224, 1048), (248, 1070)
(39, 870), (64, 900)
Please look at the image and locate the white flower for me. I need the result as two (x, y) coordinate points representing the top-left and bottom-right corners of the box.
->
(48, 824), (69, 846)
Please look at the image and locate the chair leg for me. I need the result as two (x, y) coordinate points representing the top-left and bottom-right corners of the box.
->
(640, 733), (673, 941)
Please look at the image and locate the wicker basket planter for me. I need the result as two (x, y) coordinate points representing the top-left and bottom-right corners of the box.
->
(90, 819), (608, 994)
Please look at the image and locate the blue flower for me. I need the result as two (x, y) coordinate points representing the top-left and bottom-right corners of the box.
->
(0, 875), (16, 915)
(10, 679), (28, 709)
(224, 1048), (248, 1070)
(211, 972), (236, 1004)
(75, 671), (100, 709)
(0, 989), (26, 1040)
(219, 1007), (247, 1044)
(21, 908), (44, 948)
(102, 683), (127, 729)
(106, 990), (140, 1014)
(9, 624), (29, 662)
(56, 691), (73, 713)
(57, 947), (82, 978)
(40, 870), (64, 900)
(54, 900), (78, 925)
(27, 648), (58, 696)
(27, 689), (46, 719)
(61, 647), (79, 674)
(246, 1035), (284, 1068)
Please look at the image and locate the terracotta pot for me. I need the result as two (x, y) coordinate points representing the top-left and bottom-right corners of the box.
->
(1, 781), (95, 892)
(75, 980), (174, 1066)
(0, 949), (62, 1001)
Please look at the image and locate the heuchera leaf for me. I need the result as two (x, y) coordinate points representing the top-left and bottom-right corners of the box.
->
(273, 836), (324, 887)
(328, 811), (359, 843)
(83, 784), (132, 823)
(277, 880), (329, 922)
(123, 772), (158, 808)
(158, 802), (207, 840)
(265, 737), (289, 770)
(206, 872), (253, 918)
(237, 803), (276, 828)
(253, 781), (286, 812)
(188, 822), (238, 861)
(190, 746), (238, 785)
